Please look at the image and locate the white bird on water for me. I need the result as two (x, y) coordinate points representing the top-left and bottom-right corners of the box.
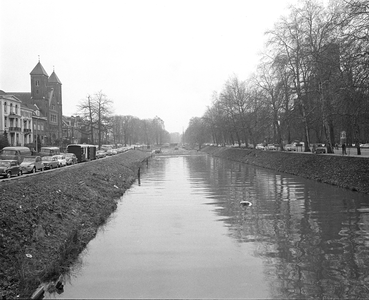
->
(240, 200), (252, 206)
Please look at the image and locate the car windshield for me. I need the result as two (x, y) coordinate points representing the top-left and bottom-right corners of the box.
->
(22, 157), (35, 162)
(0, 161), (10, 167)
(1, 150), (16, 155)
(42, 156), (53, 161)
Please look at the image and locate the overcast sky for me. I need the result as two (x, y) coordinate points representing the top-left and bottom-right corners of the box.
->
(1, 0), (313, 133)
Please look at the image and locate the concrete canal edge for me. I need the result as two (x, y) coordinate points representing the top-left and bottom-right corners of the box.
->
(1, 150), (151, 299)
(201, 146), (369, 195)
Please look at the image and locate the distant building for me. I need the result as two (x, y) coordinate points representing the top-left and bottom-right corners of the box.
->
(62, 115), (83, 145)
(170, 132), (181, 144)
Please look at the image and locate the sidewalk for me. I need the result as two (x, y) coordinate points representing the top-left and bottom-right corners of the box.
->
(322, 147), (369, 157)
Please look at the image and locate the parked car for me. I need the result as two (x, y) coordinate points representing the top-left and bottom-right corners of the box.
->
(20, 156), (44, 173)
(116, 147), (125, 153)
(255, 144), (265, 150)
(106, 149), (114, 156)
(39, 146), (60, 157)
(96, 150), (107, 159)
(0, 146), (31, 164)
(64, 153), (78, 165)
(54, 155), (67, 167)
(266, 144), (277, 151)
(0, 160), (22, 178)
(360, 143), (369, 148)
(312, 143), (326, 154)
(42, 155), (59, 169)
(285, 144), (297, 151)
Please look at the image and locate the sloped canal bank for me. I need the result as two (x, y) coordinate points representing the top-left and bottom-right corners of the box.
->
(0, 150), (151, 299)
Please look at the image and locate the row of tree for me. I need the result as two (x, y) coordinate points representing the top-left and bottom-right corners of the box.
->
(77, 91), (170, 148)
(184, 0), (369, 154)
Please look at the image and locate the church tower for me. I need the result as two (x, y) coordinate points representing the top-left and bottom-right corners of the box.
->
(30, 59), (49, 100)
(29, 59), (64, 145)
(48, 69), (63, 141)
(48, 69), (62, 105)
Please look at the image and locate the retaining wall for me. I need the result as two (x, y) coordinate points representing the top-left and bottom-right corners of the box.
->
(201, 146), (369, 194)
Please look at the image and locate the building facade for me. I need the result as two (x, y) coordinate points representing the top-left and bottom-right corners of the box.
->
(0, 93), (24, 146)
(62, 115), (83, 147)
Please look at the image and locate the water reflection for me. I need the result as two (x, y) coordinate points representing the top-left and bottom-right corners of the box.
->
(47, 154), (369, 299)
(186, 156), (369, 299)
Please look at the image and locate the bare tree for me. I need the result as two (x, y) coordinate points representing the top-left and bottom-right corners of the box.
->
(77, 91), (113, 148)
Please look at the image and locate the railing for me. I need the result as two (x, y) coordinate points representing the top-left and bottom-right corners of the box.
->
(8, 111), (21, 118)
(23, 128), (32, 134)
(8, 126), (22, 132)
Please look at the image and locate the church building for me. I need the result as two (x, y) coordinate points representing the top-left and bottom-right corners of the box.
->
(7, 59), (63, 146)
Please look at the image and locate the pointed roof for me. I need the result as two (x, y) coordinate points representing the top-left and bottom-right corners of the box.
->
(30, 61), (48, 76)
(5, 92), (31, 104)
(49, 71), (62, 84)
(0, 94), (22, 104)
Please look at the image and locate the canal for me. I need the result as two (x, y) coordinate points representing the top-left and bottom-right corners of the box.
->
(47, 152), (369, 299)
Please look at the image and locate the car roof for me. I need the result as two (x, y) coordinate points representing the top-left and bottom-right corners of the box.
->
(2, 147), (30, 151)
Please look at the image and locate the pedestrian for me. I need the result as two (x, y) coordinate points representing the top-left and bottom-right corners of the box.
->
(342, 143), (346, 155)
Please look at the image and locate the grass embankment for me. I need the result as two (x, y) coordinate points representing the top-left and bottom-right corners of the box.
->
(201, 146), (369, 194)
(0, 150), (151, 299)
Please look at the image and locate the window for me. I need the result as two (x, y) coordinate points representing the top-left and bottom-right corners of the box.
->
(4, 102), (6, 113)
(50, 114), (57, 123)
(15, 105), (18, 114)
(36, 80), (39, 86)
(10, 103), (13, 113)
(4, 117), (7, 127)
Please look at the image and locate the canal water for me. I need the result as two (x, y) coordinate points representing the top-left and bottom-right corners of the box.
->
(47, 153), (369, 299)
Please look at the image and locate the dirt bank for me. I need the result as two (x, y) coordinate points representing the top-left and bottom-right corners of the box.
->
(0, 150), (151, 299)
(201, 146), (369, 194)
